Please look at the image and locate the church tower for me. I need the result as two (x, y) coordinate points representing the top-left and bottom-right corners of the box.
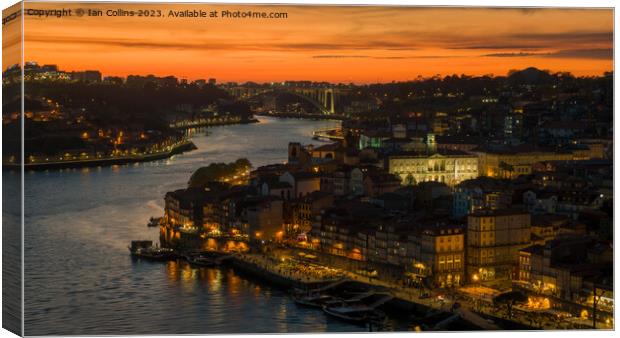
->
(426, 133), (437, 153)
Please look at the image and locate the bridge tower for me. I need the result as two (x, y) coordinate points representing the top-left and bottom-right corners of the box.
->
(285, 87), (338, 115)
(324, 89), (336, 114)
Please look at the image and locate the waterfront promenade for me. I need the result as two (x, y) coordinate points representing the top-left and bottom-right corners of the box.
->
(227, 250), (501, 329)
(232, 253), (343, 289)
(170, 116), (259, 129)
(227, 249), (611, 330)
(256, 112), (346, 121)
(4, 139), (197, 170)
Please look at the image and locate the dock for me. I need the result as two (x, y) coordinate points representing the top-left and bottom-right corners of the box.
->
(229, 254), (340, 290)
(128, 244), (526, 331)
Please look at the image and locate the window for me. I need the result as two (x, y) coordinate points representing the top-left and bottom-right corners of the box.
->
(454, 256), (461, 269)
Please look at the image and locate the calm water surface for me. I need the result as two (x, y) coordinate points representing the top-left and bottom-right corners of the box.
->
(20, 117), (409, 335)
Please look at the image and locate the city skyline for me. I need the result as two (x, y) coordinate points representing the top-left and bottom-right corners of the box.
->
(3, 3), (615, 333)
(6, 3), (613, 83)
(10, 60), (613, 86)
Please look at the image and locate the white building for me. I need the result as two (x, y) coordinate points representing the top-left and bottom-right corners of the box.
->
(388, 151), (479, 187)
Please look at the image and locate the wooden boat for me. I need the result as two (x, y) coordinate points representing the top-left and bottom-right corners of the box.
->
(147, 217), (162, 227)
(130, 248), (176, 261)
(322, 304), (385, 325)
(186, 255), (216, 267)
(293, 293), (336, 308)
(129, 240), (153, 251)
(129, 241), (176, 261)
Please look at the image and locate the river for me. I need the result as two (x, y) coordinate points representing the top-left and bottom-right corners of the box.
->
(16, 116), (410, 335)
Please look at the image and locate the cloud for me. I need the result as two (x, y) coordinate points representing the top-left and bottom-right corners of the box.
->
(26, 35), (420, 52)
(450, 44), (543, 50)
(510, 31), (613, 43)
(313, 55), (370, 59)
(550, 48), (613, 59)
(447, 30), (612, 51)
(312, 55), (460, 60)
(374, 55), (459, 59)
(25, 25), (613, 61)
(483, 51), (547, 57)
(483, 48), (612, 59)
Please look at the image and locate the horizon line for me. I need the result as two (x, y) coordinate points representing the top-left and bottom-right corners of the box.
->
(7, 61), (614, 85)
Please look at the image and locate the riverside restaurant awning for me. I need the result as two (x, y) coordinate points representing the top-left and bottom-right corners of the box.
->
(297, 252), (317, 261)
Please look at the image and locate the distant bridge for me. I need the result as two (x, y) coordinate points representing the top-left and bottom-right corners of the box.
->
(226, 86), (348, 115)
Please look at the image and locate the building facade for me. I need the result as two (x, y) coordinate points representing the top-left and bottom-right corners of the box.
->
(467, 209), (531, 282)
(388, 152), (479, 187)
(411, 223), (465, 287)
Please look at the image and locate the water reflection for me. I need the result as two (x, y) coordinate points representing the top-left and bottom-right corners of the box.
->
(21, 117), (386, 335)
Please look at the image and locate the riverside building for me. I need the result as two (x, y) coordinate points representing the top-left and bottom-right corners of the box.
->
(466, 209), (531, 283)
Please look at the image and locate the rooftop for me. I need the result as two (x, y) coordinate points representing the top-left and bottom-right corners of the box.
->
(390, 148), (473, 158)
(469, 208), (529, 217)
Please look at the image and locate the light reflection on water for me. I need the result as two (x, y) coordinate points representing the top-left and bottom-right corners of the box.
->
(21, 117), (408, 335)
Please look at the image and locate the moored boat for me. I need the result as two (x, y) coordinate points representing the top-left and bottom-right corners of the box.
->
(129, 240), (176, 261)
(322, 304), (385, 325)
(147, 217), (162, 227)
(185, 255), (216, 267)
(293, 293), (336, 308)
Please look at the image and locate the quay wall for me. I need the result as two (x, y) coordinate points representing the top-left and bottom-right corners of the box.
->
(228, 255), (333, 291)
(5, 141), (197, 170)
(256, 112), (346, 121)
(227, 253), (434, 316)
(289, 247), (406, 284)
(170, 117), (259, 129)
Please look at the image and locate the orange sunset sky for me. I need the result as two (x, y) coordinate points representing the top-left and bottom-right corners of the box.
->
(3, 3), (614, 83)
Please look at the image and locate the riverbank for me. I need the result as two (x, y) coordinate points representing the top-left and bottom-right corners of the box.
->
(230, 253), (339, 291)
(232, 253), (538, 330)
(129, 244), (495, 331)
(220, 253), (490, 330)
(170, 117), (259, 129)
(256, 112), (347, 121)
(4, 140), (197, 171)
(23, 117), (350, 335)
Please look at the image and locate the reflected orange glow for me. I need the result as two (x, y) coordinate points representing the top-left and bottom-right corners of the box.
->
(7, 4), (612, 82)
(206, 269), (222, 292)
(203, 238), (218, 251)
(228, 272), (241, 295)
(181, 263), (194, 283)
(166, 260), (180, 283)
